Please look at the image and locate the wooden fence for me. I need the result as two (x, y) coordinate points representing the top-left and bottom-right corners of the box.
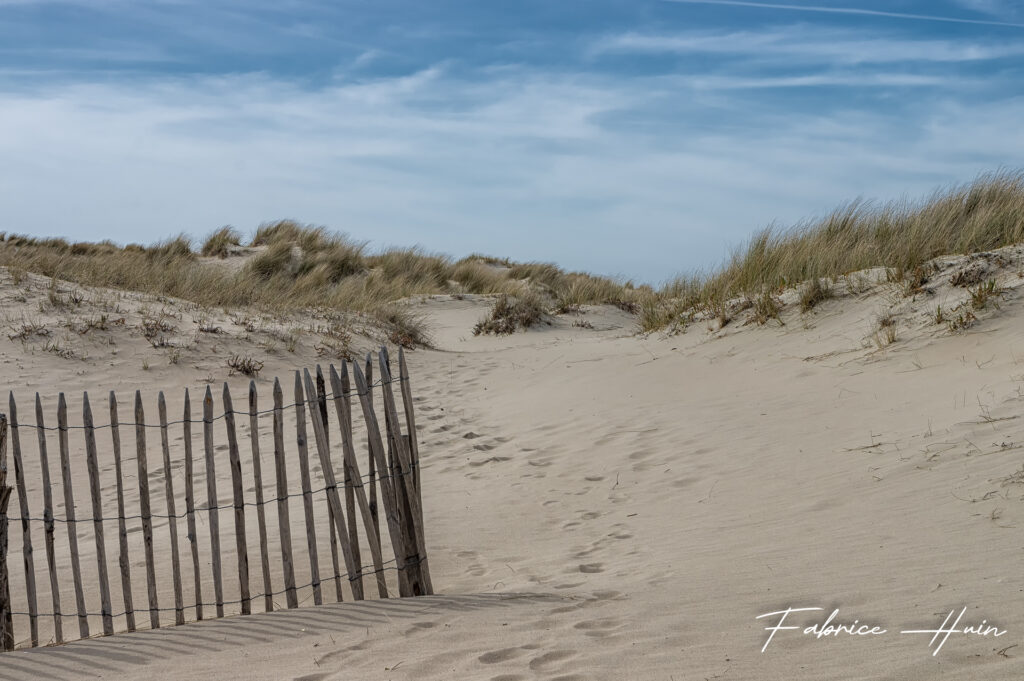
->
(0, 346), (432, 650)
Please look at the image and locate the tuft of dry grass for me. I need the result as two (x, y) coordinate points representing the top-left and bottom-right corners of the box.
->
(372, 305), (431, 348)
(751, 291), (783, 325)
(201, 226), (242, 258)
(474, 292), (549, 335)
(872, 311), (898, 348)
(799, 278), (832, 312)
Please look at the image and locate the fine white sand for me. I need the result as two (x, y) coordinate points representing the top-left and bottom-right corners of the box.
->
(1, 251), (1024, 680)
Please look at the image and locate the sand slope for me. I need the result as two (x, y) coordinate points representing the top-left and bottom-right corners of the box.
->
(2, 255), (1024, 680)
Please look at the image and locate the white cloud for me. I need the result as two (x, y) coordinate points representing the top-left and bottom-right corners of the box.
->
(0, 62), (1020, 282)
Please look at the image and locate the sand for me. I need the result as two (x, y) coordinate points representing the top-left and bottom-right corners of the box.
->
(1, 251), (1023, 680)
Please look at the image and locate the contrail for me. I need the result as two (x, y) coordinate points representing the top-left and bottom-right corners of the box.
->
(662, 0), (1024, 29)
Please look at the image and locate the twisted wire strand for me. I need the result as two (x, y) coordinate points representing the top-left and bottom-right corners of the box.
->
(4, 555), (427, 619)
(6, 375), (408, 431)
(5, 463), (417, 524)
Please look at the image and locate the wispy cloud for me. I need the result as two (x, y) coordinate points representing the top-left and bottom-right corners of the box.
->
(596, 28), (1024, 64)
(661, 0), (1024, 29)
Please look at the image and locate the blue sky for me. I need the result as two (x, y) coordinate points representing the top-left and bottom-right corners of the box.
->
(1, 0), (1022, 283)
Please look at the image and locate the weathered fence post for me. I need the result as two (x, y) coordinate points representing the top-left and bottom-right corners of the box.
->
(316, 368), (344, 602)
(362, 359), (382, 566)
(182, 390), (203, 621)
(158, 393), (185, 626)
(0, 413), (14, 652)
(57, 394), (89, 639)
(248, 381), (273, 613)
(222, 384), (250, 615)
(272, 379), (298, 609)
(36, 395), (64, 642)
(8, 394), (39, 645)
(83, 393), (114, 635)
(135, 392), (160, 629)
(109, 393), (135, 633)
(203, 386), (224, 618)
(293, 372), (321, 606)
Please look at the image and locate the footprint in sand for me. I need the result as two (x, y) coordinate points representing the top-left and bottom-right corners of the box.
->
(577, 563), (604, 574)
(528, 650), (576, 671)
(574, 618), (624, 638)
(478, 647), (526, 664)
(469, 455), (510, 467)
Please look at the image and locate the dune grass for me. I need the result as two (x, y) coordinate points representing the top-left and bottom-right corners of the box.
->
(8, 171), (1015, 340)
(0, 220), (638, 344)
(647, 170), (1024, 331)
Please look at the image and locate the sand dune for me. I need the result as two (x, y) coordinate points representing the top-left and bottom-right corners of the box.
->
(1, 249), (1024, 680)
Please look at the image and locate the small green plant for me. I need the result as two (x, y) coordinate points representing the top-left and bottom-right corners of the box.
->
(227, 354), (264, 377)
(231, 315), (259, 332)
(196, 317), (223, 334)
(79, 314), (109, 334)
(43, 338), (78, 360)
(46, 278), (84, 309)
(947, 309), (977, 332)
(285, 328), (301, 353)
(140, 314), (176, 347)
(887, 264), (930, 296)
(969, 279), (1003, 310)
(8, 319), (49, 342)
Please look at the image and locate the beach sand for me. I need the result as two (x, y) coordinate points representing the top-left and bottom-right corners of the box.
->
(1, 255), (1023, 680)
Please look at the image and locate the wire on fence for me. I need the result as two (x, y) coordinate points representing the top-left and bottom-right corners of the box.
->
(6, 375), (408, 431)
(3, 463), (418, 525)
(4, 555), (427, 619)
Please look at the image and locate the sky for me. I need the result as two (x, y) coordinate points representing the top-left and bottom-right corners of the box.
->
(1, 1), (1022, 284)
